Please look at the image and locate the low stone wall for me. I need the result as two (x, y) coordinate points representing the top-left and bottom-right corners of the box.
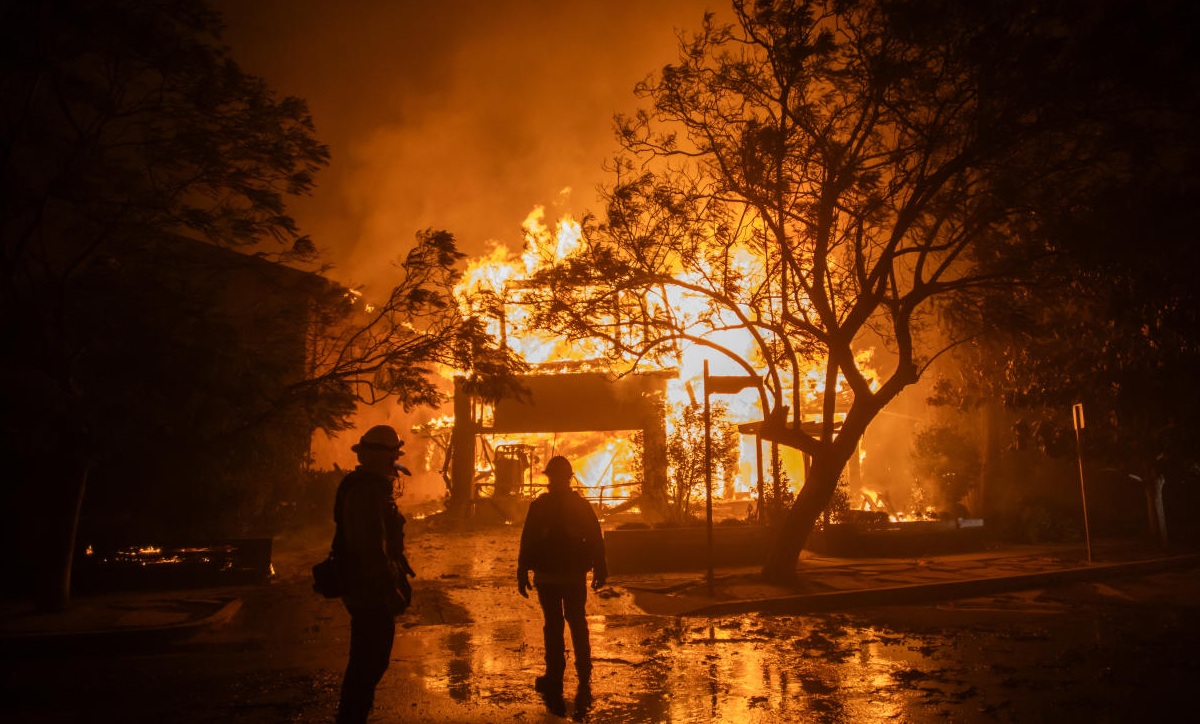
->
(807, 521), (987, 558)
(606, 525), (767, 574)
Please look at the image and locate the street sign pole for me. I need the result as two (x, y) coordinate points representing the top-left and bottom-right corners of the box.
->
(701, 369), (760, 594)
(1073, 402), (1093, 564)
(703, 360), (714, 595)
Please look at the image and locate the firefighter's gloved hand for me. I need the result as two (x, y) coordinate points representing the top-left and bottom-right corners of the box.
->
(591, 574), (607, 591)
(517, 568), (532, 598)
(387, 585), (410, 616)
(399, 553), (417, 579)
(398, 574), (413, 607)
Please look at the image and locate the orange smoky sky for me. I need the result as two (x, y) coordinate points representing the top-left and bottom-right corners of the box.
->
(214, 0), (717, 295)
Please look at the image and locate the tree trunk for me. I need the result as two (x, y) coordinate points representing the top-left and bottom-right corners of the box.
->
(447, 378), (477, 519)
(35, 460), (89, 612)
(978, 400), (1002, 523)
(639, 415), (671, 523)
(761, 453), (845, 582)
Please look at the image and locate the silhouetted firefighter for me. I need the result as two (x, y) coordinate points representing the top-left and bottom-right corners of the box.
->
(517, 455), (607, 705)
(334, 425), (415, 724)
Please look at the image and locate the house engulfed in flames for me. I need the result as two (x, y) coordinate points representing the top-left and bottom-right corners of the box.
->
(429, 207), (883, 523)
(408, 209), (673, 521)
(442, 368), (677, 521)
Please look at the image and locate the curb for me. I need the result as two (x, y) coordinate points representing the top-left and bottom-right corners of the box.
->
(0, 597), (242, 651)
(679, 553), (1200, 617)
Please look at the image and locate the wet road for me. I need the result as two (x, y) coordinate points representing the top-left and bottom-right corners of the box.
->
(5, 524), (1199, 723)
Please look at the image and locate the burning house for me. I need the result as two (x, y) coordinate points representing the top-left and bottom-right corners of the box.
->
(425, 202), (1005, 569)
(445, 369), (676, 520)
(433, 209), (907, 532)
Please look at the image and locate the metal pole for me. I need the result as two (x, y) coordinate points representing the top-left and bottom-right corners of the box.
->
(771, 442), (781, 520)
(1072, 403), (1092, 564)
(704, 360), (714, 595)
(755, 434), (764, 523)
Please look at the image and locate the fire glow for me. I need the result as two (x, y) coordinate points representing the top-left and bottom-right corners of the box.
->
(451, 206), (884, 508)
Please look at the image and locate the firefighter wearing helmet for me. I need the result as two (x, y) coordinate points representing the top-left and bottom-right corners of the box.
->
(517, 455), (608, 704)
(334, 424), (415, 724)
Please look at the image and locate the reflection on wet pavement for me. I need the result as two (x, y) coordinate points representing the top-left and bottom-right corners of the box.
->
(369, 526), (1034, 723)
(384, 607), (1021, 723)
(323, 527), (1199, 723)
(7, 524), (1200, 724)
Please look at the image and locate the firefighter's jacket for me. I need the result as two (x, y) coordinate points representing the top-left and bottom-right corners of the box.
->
(518, 487), (607, 586)
(334, 467), (409, 612)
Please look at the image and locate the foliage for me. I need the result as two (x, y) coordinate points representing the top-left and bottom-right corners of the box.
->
(823, 474), (851, 524)
(667, 401), (741, 522)
(632, 400), (741, 523)
(929, 0), (1200, 492)
(523, 0), (1116, 578)
(302, 228), (526, 414)
(760, 463), (794, 523)
(1, 0), (328, 266)
(0, 0), (519, 606)
(911, 423), (980, 510)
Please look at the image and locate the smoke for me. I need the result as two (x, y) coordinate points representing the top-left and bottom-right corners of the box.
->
(212, 0), (719, 478)
(215, 1), (957, 504)
(215, 0), (717, 294)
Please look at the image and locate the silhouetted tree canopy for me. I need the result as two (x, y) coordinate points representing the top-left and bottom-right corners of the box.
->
(523, 0), (1176, 579)
(0, 0), (520, 609)
(1, 0), (338, 610)
(929, 0), (1200, 516)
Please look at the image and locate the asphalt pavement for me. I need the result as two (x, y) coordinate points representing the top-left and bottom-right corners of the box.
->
(4, 526), (1200, 724)
(2, 532), (1193, 647)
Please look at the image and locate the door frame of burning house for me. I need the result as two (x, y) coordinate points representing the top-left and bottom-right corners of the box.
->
(446, 370), (677, 520)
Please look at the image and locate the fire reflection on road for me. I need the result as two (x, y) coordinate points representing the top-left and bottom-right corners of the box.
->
(7, 527), (1198, 724)
(370, 526), (1062, 723)
(389, 606), (978, 723)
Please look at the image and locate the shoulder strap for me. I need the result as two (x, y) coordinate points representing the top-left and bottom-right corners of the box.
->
(331, 472), (357, 557)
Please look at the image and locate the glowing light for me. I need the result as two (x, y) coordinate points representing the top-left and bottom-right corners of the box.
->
(449, 204), (885, 496)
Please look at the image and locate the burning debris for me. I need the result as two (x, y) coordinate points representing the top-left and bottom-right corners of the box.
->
(74, 540), (274, 591)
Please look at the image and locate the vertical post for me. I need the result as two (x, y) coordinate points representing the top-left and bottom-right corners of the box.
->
(449, 377), (478, 519)
(771, 442), (781, 520)
(704, 360), (714, 595)
(755, 434), (765, 523)
(1072, 403), (1093, 564)
(1152, 476), (1168, 550)
(498, 298), (507, 349)
(641, 414), (670, 522)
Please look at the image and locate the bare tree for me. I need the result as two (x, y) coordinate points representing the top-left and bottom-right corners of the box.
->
(525, 0), (1106, 580)
(268, 228), (524, 424)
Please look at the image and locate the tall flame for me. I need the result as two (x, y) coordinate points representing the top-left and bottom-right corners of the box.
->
(452, 206), (882, 499)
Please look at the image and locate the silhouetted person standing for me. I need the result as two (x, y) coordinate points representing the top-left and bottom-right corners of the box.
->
(517, 455), (607, 701)
(335, 424), (414, 724)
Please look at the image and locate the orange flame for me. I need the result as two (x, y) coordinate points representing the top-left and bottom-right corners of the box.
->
(451, 205), (883, 497)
